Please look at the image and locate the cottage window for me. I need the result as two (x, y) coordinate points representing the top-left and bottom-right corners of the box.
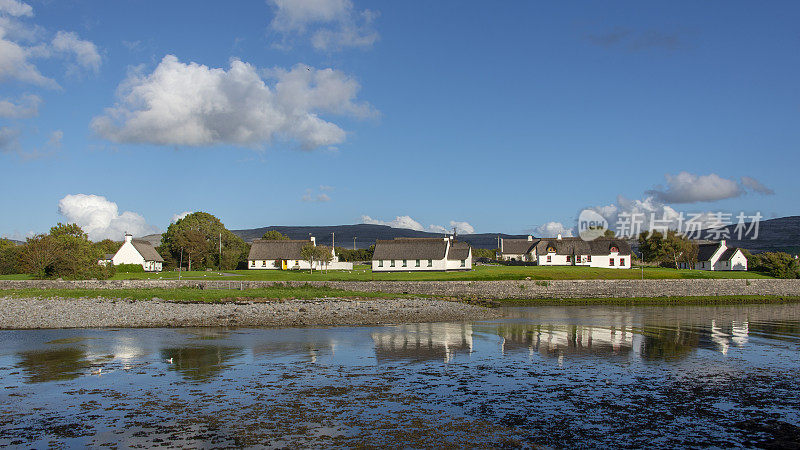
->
(390, 260), (395, 267)
(460, 259), (466, 267)
(262, 260), (266, 267)
(546, 255), (551, 263)
(415, 259), (420, 267)
(619, 258), (625, 266)
(609, 258), (614, 266)
(587, 255), (592, 262)
(250, 260), (254, 267)
(402, 259), (407, 267)
(427, 259), (432, 267)
(610, 246), (619, 253)
(566, 255), (571, 263)
(378, 260), (383, 267)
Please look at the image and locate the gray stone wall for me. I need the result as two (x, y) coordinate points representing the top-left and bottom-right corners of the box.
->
(1, 278), (799, 299)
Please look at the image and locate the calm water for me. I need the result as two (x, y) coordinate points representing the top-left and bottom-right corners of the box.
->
(2, 304), (800, 448)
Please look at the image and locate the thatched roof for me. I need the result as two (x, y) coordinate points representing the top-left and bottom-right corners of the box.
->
(501, 238), (539, 255)
(447, 242), (472, 261)
(373, 238), (448, 260)
(248, 239), (312, 260)
(131, 239), (164, 262)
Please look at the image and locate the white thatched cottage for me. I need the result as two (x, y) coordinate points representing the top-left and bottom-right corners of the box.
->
(109, 233), (164, 272)
(247, 237), (353, 270)
(501, 235), (632, 269)
(371, 237), (473, 272)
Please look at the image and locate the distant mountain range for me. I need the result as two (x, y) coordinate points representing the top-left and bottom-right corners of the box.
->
(131, 216), (800, 255)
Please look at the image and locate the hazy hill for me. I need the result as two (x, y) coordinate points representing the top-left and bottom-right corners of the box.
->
(231, 224), (529, 249)
(136, 216), (800, 254)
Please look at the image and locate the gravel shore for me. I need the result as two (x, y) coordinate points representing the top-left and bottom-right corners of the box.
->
(0, 296), (501, 329)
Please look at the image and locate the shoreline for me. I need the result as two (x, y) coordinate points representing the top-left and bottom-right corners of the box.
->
(0, 296), (502, 330)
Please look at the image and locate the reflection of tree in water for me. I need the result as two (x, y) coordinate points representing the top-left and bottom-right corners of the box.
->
(160, 346), (243, 381)
(17, 347), (91, 383)
(640, 326), (700, 361)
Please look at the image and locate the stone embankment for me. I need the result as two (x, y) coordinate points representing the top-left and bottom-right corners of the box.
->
(1, 278), (799, 299)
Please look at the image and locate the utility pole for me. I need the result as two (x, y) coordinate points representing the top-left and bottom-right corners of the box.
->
(332, 232), (335, 249)
(353, 236), (356, 250)
(219, 232), (222, 271)
(178, 247), (183, 280)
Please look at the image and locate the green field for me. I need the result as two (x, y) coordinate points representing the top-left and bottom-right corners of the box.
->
(0, 264), (773, 282)
(103, 264), (771, 281)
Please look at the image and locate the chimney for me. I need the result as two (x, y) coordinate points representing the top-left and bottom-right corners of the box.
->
(557, 234), (562, 240)
(124, 233), (133, 243)
(310, 236), (316, 245)
(527, 235), (533, 242)
(720, 239), (726, 248)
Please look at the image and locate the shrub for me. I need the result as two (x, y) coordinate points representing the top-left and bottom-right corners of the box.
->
(748, 252), (800, 279)
(116, 263), (145, 273)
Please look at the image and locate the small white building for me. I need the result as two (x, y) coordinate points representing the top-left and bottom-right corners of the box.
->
(534, 236), (632, 269)
(109, 233), (164, 272)
(247, 237), (353, 270)
(372, 237), (472, 272)
(499, 236), (538, 261)
(682, 240), (747, 271)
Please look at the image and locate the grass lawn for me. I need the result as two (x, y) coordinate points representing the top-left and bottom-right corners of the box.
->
(0, 285), (415, 302)
(0, 274), (34, 280)
(105, 264), (773, 282)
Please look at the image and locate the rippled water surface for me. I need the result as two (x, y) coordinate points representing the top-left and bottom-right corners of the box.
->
(2, 303), (800, 448)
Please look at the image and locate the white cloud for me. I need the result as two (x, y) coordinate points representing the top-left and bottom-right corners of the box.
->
(0, 27), (57, 87)
(301, 188), (331, 202)
(361, 215), (476, 234)
(534, 221), (574, 238)
(740, 176), (774, 195)
(268, 0), (378, 51)
(450, 220), (475, 234)
(91, 56), (373, 150)
(0, 0), (32, 17)
(0, 93), (40, 117)
(170, 210), (194, 223)
(646, 172), (742, 204)
(58, 194), (158, 241)
(360, 215), (424, 231)
(51, 31), (101, 74)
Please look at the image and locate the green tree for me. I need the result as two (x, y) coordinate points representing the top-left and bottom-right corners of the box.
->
(639, 230), (697, 268)
(262, 230), (290, 240)
(748, 252), (800, 279)
(17, 226), (114, 279)
(316, 245), (333, 272)
(93, 239), (122, 255)
(300, 242), (319, 273)
(159, 212), (249, 270)
(0, 238), (21, 275)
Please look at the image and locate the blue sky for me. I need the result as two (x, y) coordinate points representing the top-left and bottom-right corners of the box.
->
(1, 0), (797, 240)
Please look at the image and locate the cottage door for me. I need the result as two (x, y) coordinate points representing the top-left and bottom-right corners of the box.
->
(281, 260), (287, 270)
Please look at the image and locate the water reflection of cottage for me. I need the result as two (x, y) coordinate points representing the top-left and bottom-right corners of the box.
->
(494, 322), (639, 359)
(371, 323), (473, 362)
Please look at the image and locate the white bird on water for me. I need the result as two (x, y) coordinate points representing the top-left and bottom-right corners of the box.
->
(91, 367), (102, 375)
(165, 358), (174, 364)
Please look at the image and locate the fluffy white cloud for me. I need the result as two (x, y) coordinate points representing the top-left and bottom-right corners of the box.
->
(91, 56), (373, 150)
(0, 0), (32, 17)
(534, 221), (574, 238)
(740, 176), (774, 195)
(646, 172), (742, 204)
(360, 215), (425, 231)
(361, 215), (476, 234)
(50, 31), (101, 74)
(269, 0), (378, 51)
(0, 93), (40, 117)
(449, 220), (475, 234)
(170, 211), (194, 223)
(0, 27), (57, 87)
(58, 194), (158, 241)
(302, 188), (331, 202)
